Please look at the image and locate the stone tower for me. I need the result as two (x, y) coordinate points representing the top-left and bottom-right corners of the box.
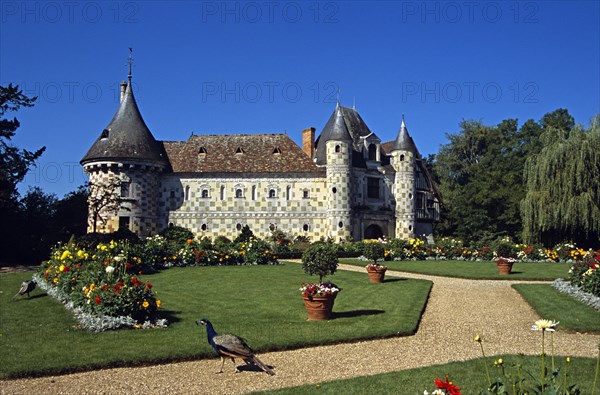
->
(391, 116), (417, 239)
(315, 104), (353, 241)
(80, 53), (168, 237)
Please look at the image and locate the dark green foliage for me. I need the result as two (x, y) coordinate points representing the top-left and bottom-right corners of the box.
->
(495, 242), (517, 259)
(433, 109), (572, 244)
(302, 243), (339, 282)
(233, 225), (254, 244)
(159, 225), (194, 244)
(362, 242), (386, 264)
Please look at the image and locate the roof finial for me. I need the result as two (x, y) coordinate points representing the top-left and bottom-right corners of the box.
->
(336, 87), (340, 106)
(127, 47), (134, 82)
(353, 96), (356, 110)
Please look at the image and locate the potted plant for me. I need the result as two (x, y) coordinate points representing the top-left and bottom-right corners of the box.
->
(495, 241), (517, 275)
(300, 243), (340, 320)
(363, 241), (387, 283)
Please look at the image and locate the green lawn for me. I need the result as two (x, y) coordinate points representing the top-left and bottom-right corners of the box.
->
(341, 259), (571, 280)
(254, 355), (598, 395)
(0, 264), (431, 378)
(513, 284), (600, 332)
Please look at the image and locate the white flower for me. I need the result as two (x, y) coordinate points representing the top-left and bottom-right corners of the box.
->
(531, 319), (559, 332)
(105, 266), (115, 274)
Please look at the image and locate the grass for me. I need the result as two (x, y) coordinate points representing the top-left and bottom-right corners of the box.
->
(253, 355), (599, 395)
(341, 259), (572, 280)
(0, 264), (431, 379)
(513, 284), (600, 332)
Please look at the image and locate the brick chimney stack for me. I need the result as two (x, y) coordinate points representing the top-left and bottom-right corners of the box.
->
(120, 81), (127, 103)
(302, 127), (316, 158)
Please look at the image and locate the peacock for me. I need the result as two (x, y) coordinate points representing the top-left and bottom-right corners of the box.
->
(13, 280), (36, 299)
(196, 318), (275, 375)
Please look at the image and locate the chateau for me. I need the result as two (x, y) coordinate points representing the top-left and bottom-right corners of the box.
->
(81, 72), (441, 242)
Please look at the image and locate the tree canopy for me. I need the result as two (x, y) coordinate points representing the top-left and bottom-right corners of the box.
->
(521, 116), (600, 248)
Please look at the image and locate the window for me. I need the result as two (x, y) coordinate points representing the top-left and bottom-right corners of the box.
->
(235, 188), (243, 198)
(400, 154), (405, 162)
(332, 187), (337, 194)
(198, 147), (207, 158)
(268, 189), (276, 198)
(367, 178), (380, 199)
(302, 189), (310, 199)
(269, 223), (276, 231)
(119, 216), (130, 231)
(335, 145), (341, 153)
(236, 223), (242, 231)
(286, 186), (291, 200)
(251, 185), (256, 200)
(368, 144), (377, 161)
(201, 189), (209, 198)
(201, 223), (207, 231)
(303, 224), (309, 232)
(235, 147), (244, 155)
(220, 185), (225, 200)
(338, 221), (343, 228)
(272, 147), (281, 155)
(185, 185), (190, 201)
(100, 129), (109, 139)
(120, 182), (130, 198)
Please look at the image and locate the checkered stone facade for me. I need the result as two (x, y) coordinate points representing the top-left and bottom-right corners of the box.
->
(326, 140), (352, 241)
(84, 162), (165, 238)
(392, 150), (416, 239)
(159, 174), (330, 240)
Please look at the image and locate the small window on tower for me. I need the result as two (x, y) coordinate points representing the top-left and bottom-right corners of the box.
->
(272, 147), (281, 155)
(100, 129), (109, 140)
(335, 145), (341, 153)
(119, 216), (130, 231)
(121, 182), (130, 198)
(400, 154), (405, 161)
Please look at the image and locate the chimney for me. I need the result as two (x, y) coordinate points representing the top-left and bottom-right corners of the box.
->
(120, 81), (127, 103)
(302, 127), (315, 158)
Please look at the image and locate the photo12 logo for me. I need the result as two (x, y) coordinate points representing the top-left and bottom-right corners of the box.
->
(200, 1), (340, 23)
(25, 161), (88, 187)
(1, 1), (139, 23)
(400, 1), (540, 24)
(4, 81), (140, 104)
(201, 81), (340, 104)
(401, 81), (539, 104)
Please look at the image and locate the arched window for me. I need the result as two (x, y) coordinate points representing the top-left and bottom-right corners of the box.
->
(201, 189), (209, 198)
(269, 189), (276, 198)
(400, 154), (405, 162)
(302, 189), (310, 199)
(251, 185), (256, 200)
(335, 145), (341, 153)
(220, 185), (225, 200)
(185, 185), (190, 201)
(286, 185), (291, 200)
(303, 224), (309, 232)
(235, 188), (243, 198)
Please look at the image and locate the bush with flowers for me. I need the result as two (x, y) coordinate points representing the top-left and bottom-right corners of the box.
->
(36, 240), (164, 331)
(568, 249), (600, 297)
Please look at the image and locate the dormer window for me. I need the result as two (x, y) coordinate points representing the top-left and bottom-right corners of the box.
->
(235, 147), (244, 155)
(272, 147), (281, 155)
(198, 147), (207, 158)
(100, 129), (109, 140)
(368, 144), (377, 161)
(268, 188), (277, 198)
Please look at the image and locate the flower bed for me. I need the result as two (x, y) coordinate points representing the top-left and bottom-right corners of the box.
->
(38, 241), (165, 331)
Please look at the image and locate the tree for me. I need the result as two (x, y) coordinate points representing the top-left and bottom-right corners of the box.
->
(521, 116), (600, 248)
(0, 84), (45, 208)
(88, 178), (124, 233)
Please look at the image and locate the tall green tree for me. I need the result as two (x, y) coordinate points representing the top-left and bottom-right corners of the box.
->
(433, 111), (568, 243)
(521, 116), (600, 248)
(0, 84), (45, 208)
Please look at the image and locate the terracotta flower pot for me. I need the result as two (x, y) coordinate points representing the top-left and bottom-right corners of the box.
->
(496, 260), (514, 275)
(366, 267), (387, 283)
(302, 293), (337, 320)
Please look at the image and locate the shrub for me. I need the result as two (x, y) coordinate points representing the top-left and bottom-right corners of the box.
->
(233, 225), (254, 244)
(159, 225), (194, 244)
(237, 237), (278, 265)
(568, 250), (600, 297)
(496, 241), (517, 259)
(302, 243), (339, 283)
(362, 240), (386, 264)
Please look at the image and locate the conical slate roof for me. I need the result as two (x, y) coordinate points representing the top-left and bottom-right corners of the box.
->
(81, 81), (167, 166)
(314, 105), (354, 165)
(391, 116), (418, 154)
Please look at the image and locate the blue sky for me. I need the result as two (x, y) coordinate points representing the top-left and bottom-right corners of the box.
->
(1, 0), (599, 197)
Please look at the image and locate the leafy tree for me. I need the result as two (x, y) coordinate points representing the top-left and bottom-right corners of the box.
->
(53, 185), (88, 239)
(0, 84), (45, 208)
(521, 116), (600, 248)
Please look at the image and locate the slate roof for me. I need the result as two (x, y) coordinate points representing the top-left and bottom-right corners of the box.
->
(161, 134), (325, 174)
(314, 105), (379, 166)
(389, 118), (418, 154)
(81, 81), (168, 166)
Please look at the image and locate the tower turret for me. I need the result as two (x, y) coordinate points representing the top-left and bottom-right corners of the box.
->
(391, 116), (417, 239)
(315, 104), (353, 241)
(80, 50), (168, 237)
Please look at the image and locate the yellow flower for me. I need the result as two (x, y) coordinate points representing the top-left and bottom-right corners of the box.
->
(566, 357), (571, 363)
(77, 250), (85, 258)
(142, 300), (149, 308)
(474, 335), (482, 343)
(156, 300), (161, 308)
(53, 278), (58, 283)
(59, 264), (65, 272)
(60, 250), (72, 260)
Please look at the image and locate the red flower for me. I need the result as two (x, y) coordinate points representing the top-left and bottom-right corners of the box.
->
(114, 281), (124, 294)
(95, 296), (101, 305)
(63, 266), (70, 272)
(145, 282), (153, 289)
(101, 284), (109, 291)
(435, 375), (462, 395)
(131, 277), (141, 286)
(126, 262), (133, 270)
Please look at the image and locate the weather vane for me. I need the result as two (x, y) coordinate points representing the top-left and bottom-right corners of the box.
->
(127, 48), (134, 81)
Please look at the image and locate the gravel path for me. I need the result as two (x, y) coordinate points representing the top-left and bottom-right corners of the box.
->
(2, 265), (598, 395)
